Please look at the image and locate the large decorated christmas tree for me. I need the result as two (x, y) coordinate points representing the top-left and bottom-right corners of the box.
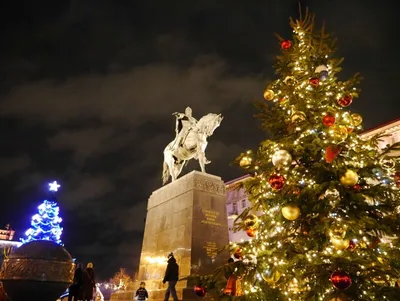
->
(21, 181), (63, 245)
(193, 9), (400, 301)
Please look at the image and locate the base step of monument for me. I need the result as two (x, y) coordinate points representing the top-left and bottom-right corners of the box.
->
(110, 288), (207, 301)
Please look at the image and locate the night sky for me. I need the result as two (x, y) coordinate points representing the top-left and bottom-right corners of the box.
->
(0, 0), (398, 280)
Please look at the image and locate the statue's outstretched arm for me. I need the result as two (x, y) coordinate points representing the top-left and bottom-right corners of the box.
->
(173, 113), (185, 119)
(175, 119), (179, 134)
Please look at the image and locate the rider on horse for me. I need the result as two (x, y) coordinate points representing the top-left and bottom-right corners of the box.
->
(162, 110), (223, 184)
(172, 107), (198, 148)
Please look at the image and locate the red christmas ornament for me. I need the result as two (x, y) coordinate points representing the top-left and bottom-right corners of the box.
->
(194, 285), (206, 297)
(280, 96), (289, 103)
(269, 174), (285, 190)
(330, 271), (352, 290)
(353, 184), (361, 191)
(322, 114), (336, 127)
(290, 186), (301, 195)
(325, 145), (342, 163)
(224, 275), (243, 296)
(337, 95), (353, 107)
(394, 171), (400, 187)
(233, 248), (242, 259)
(223, 276), (235, 295)
(347, 240), (356, 250)
(309, 77), (319, 87)
(246, 227), (257, 237)
(347, 127), (354, 133)
(281, 40), (292, 50)
(369, 237), (381, 249)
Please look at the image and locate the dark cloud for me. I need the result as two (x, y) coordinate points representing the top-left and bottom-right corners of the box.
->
(1, 58), (265, 124)
(48, 127), (117, 164)
(0, 0), (398, 280)
(62, 175), (115, 209)
(0, 155), (31, 177)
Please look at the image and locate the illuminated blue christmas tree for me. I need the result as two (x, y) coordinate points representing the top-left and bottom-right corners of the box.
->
(21, 181), (63, 245)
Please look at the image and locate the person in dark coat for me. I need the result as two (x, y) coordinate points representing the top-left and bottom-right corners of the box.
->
(81, 262), (96, 301)
(225, 258), (234, 280)
(162, 253), (179, 301)
(68, 263), (83, 301)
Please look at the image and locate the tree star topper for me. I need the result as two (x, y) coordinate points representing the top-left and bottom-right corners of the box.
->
(49, 181), (61, 192)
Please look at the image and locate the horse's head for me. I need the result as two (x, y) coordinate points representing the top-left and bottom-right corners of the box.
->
(196, 113), (223, 136)
(212, 113), (223, 132)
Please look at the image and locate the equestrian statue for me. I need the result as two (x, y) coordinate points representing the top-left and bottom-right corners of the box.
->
(162, 107), (223, 185)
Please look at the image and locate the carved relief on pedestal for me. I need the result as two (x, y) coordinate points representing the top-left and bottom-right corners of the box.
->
(150, 172), (226, 208)
(193, 178), (225, 195)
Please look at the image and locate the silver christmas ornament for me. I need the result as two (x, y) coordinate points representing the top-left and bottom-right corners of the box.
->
(319, 70), (329, 81)
(315, 65), (328, 73)
(315, 65), (329, 81)
(271, 150), (292, 168)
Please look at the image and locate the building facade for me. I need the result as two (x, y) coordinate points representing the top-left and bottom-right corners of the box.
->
(225, 118), (400, 243)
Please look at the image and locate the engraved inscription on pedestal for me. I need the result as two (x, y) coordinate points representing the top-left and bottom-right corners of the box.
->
(201, 209), (223, 227)
(203, 242), (218, 258)
(135, 171), (229, 301)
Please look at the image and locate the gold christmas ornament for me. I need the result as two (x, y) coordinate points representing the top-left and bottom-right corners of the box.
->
(331, 237), (350, 250)
(244, 214), (259, 228)
(329, 225), (347, 239)
(283, 76), (297, 86)
(351, 113), (363, 126)
(331, 230), (346, 240)
(341, 112), (352, 124)
(271, 150), (292, 168)
(235, 276), (243, 296)
(239, 156), (252, 167)
(291, 111), (306, 123)
(340, 169), (359, 186)
(263, 89), (275, 101)
(261, 270), (281, 284)
(281, 205), (301, 220)
(358, 241), (368, 248)
(331, 125), (348, 141)
(379, 157), (396, 170)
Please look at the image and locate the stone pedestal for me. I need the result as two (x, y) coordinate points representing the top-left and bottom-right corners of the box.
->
(112, 171), (229, 301)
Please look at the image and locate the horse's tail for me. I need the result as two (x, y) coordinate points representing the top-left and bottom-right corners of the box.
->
(162, 161), (169, 185)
